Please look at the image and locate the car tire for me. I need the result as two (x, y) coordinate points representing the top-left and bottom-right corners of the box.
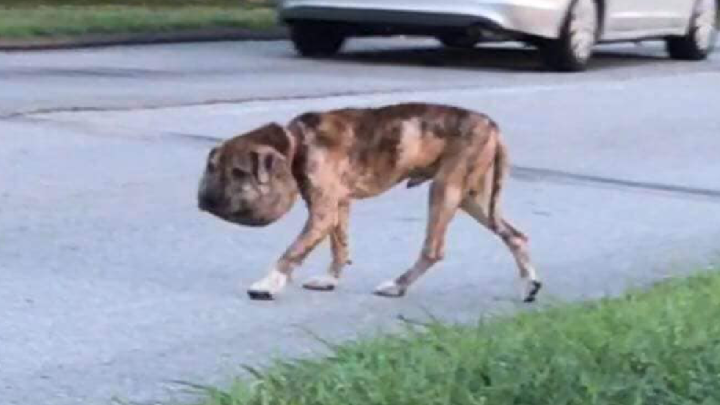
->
(436, 34), (479, 49)
(666, 0), (717, 61)
(290, 23), (346, 57)
(540, 0), (599, 72)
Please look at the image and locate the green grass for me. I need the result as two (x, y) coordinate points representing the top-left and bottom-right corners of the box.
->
(189, 270), (720, 405)
(0, 1), (277, 40)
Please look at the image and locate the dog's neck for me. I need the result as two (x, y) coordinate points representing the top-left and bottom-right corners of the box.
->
(283, 124), (311, 197)
(283, 125), (301, 166)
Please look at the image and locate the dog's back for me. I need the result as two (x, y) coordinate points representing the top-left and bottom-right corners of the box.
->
(289, 103), (500, 199)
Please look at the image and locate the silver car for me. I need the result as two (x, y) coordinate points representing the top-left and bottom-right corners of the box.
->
(277, 0), (718, 71)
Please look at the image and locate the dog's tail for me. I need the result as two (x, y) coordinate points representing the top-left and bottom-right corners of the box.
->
(488, 122), (508, 232)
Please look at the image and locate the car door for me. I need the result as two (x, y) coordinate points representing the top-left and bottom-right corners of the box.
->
(653, 0), (696, 30)
(602, 0), (684, 37)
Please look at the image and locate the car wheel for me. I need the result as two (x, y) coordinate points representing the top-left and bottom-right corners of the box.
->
(436, 34), (478, 49)
(666, 0), (717, 60)
(541, 0), (598, 72)
(290, 23), (346, 57)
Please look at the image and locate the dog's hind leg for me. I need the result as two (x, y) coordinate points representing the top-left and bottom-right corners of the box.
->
(374, 179), (463, 298)
(303, 201), (351, 291)
(461, 194), (541, 303)
(460, 136), (541, 303)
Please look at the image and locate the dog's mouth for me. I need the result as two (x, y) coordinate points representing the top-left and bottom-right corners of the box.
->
(199, 204), (227, 220)
(203, 206), (276, 227)
(228, 211), (276, 227)
(197, 192), (224, 214)
(198, 199), (235, 222)
(198, 192), (288, 228)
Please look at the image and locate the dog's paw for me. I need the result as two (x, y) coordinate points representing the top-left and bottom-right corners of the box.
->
(303, 275), (339, 292)
(247, 289), (275, 301)
(247, 270), (288, 301)
(521, 279), (543, 303)
(373, 280), (406, 298)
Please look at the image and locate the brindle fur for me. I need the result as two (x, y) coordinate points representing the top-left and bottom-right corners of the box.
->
(198, 102), (541, 302)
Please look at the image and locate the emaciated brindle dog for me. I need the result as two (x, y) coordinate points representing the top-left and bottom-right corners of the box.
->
(198, 103), (542, 302)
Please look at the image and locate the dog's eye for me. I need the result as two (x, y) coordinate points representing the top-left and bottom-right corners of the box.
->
(231, 167), (248, 180)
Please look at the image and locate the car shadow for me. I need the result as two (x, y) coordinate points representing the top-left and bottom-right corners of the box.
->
(319, 41), (672, 73)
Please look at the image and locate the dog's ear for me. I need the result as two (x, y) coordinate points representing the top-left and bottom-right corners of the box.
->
(251, 149), (285, 184)
(289, 112), (320, 137)
(297, 112), (321, 128)
(206, 146), (220, 172)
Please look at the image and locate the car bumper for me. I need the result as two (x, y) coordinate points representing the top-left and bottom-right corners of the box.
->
(278, 0), (570, 39)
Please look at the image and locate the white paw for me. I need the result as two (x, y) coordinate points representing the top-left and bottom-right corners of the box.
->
(247, 270), (288, 301)
(373, 280), (406, 298)
(303, 275), (339, 291)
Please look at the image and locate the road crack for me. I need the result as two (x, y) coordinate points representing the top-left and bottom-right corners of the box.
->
(514, 166), (720, 202)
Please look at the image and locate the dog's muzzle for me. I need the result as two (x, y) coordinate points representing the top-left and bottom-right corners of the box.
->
(198, 190), (223, 213)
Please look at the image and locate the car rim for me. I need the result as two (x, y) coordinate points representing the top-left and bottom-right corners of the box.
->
(569, 0), (598, 61)
(693, 0), (717, 51)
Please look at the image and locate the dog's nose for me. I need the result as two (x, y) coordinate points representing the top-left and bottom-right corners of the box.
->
(198, 193), (221, 211)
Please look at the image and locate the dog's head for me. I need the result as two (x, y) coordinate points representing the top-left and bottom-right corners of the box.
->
(197, 123), (298, 227)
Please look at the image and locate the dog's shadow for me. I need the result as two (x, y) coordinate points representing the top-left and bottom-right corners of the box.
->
(302, 40), (673, 73)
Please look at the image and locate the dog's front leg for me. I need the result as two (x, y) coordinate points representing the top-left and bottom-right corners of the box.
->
(303, 200), (351, 292)
(247, 200), (338, 300)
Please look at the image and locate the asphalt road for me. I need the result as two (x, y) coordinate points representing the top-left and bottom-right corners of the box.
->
(1, 38), (720, 405)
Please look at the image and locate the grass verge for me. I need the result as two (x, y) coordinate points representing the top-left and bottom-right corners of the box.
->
(190, 269), (720, 405)
(0, 1), (277, 40)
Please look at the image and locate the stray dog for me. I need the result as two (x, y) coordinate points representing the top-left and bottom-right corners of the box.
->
(198, 103), (542, 302)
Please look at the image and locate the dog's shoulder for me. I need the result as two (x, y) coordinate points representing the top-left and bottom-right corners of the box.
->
(289, 109), (363, 151)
